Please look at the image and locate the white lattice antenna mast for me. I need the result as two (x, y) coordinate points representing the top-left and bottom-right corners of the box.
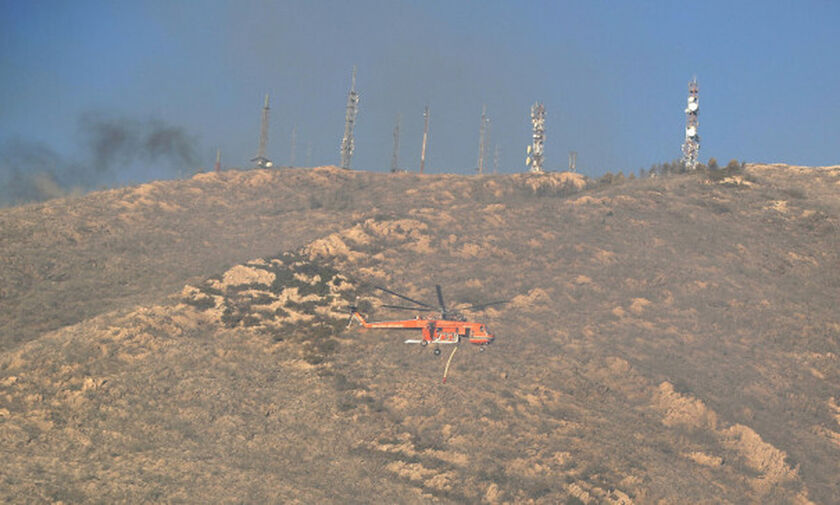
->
(477, 105), (490, 174)
(526, 102), (545, 173)
(569, 151), (577, 172)
(340, 66), (360, 170)
(681, 77), (700, 170)
(289, 125), (297, 167)
(214, 148), (221, 172)
(251, 94), (273, 169)
(420, 105), (430, 174)
(391, 114), (401, 173)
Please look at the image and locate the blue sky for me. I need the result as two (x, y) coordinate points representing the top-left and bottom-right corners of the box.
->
(1, 0), (839, 186)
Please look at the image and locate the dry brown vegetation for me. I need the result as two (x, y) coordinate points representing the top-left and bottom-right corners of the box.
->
(1, 164), (838, 504)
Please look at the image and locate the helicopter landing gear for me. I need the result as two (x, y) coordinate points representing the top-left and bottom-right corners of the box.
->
(434, 348), (441, 356)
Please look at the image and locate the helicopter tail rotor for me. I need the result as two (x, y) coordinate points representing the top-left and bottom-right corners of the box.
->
(343, 297), (363, 328)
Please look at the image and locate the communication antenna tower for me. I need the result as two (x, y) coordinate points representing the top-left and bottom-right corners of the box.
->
(681, 77), (700, 170)
(477, 105), (490, 174)
(214, 148), (221, 172)
(305, 142), (312, 166)
(251, 94), (273, 169)
(340, 66), (360, 170)
(420, 105), (430, 173)
(289, 125), (297, 167)
(391, 114), (401, 173)
(569, 151), (577, 172)
(526, 102), (545, 173)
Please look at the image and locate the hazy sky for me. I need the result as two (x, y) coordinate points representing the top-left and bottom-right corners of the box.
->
(2, 0), (839, 187)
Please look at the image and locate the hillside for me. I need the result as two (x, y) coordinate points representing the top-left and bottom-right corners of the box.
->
(1, 164), (838, 504)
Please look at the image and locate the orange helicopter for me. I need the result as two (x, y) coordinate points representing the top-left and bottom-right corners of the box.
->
(348, 285), (506, 356)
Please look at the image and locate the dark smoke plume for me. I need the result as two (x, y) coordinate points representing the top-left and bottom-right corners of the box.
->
(80, 113), (139, 173)
(0, 139), (86, 206)
(0, 114), (198, 207)
(79, 113), (197, 174)
(144, 122), (196, 167)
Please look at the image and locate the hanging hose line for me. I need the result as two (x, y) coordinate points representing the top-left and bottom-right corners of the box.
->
(442, 345), (459, 384)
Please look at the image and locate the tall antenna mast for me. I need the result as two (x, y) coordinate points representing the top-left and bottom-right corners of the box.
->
(526, 102), (545, 173)
(251, 94), (273, 169)
(391, 114), (401, 173)
(681, 77), (700, 171)
(420, 105), (430, 174)
(289, 125), (297, 167)
(306, 142), (312, 166)
(340, 66), (360, 170)
(214, 148), (221, 172)
(476, 105), (490, 174)
(568, 151), (577, 172)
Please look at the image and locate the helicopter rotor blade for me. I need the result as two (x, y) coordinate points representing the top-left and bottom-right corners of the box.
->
(435, 284), (447, 313)
(456, 300), (509, 312)
(374, 286), (435, 308)
(379, 304), (436, 312)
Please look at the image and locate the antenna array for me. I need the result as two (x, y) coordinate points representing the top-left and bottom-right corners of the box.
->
(681, 77), (700, 170)
(420, 105), (430, 173)
(391, 114), (401, 173)
(289, 125), (297, 167)
(526, 102), (545, 173)
(340, 67), (360, 170)
(251, 94), (273, 169)
(476, 105), (490, 174)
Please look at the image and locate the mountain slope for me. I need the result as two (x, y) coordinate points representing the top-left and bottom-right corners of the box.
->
(1, 164), (838, 504)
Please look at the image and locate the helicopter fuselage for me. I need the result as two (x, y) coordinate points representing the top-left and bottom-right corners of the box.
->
(350, 312), (494, 346)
